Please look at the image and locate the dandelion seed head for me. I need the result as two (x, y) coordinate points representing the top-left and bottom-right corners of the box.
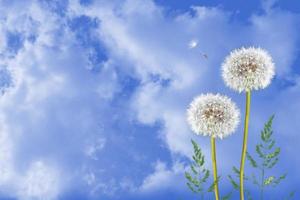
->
(222, 47), (275, 92)
(187, 93), (240, 139)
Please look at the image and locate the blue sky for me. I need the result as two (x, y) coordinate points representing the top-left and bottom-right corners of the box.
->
(0, 0), (299, 199)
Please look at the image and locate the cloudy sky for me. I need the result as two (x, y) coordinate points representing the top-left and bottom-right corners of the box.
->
(0, 0), (299, 199)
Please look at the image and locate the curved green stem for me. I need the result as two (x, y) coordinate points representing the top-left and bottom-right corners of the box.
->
(239, 91), (251, 200)
(211, 137), (220, 200)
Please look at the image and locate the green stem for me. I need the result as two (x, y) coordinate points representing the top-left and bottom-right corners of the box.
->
(211, 137), (220, 200)
(239, 91), (251, 200)
(260, 167), (265, 200)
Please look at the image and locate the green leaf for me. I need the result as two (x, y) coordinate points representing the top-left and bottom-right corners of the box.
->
(256, 145), (265, 158)
(186, 172), (200, 187)
(187, 182), (197, 193)
(185, 172), (193, 182)
(221, 191), (232, 200)
(246, 152), (257, 168)
(190, 165), (198, 175)
(197, 155), (205, 167)
(191, 139), (198, 150)
(228, 175), (239, 190)
(207, 182), (214, 193)
(185, 139), (212, 195)
(267, 140), (275, 150)
(200, 169), (210, 183)
(261, 115), (274, 142)
(231, 166), (248, 180)
(232, 166), (240, 176)
(265, 148), (280, 159)
(208, 176), (221, 192)
(272, 174), (287, 186)
(264, 176), (275, 185)
(267, 157), (278, 169)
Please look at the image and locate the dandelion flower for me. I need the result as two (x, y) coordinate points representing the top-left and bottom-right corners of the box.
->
(222, 47), (275, 200)
(187, 93), (240, 199)
(222, 47), (275, 92)
(187, 93), (240, 139)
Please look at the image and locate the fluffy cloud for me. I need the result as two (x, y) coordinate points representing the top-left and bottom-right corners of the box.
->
(139, 161), (185, 193)
(0, 121), (14, 187)
(0, 1), (118, 198)
(18, 161), (61, 200)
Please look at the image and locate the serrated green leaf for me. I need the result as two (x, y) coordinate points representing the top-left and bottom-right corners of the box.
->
(197, 155), (205, 166)
(228, 175), (239, 190)
(190, 165), (198, 175)
(261, 115), (274, 142)
(264, 176), (275, 185)
(267, 157), (278, 169)
(256, 145), (265, 158)
(191, 139), (199, 151)
(267, 140), (275, 150)
(201, 169), (210, 183)
(208, 176), (221, 192)
(231, 166), (248, 180)
(186, 139), (212, 195)
(246, 152), (257, 168)
(232, 166), (240, 175)
(272, 174), (287, 186)
(185, 172), (192, 181)
(266, 148), (280, 159)
(187, 182), (197, 193)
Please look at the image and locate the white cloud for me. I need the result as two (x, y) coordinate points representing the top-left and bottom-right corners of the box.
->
(18, 161), (61, 200)
(0, 0), (120, 198)
(139, 160), (186, 193)
(250, 9), (300, 77)
(82, 169), (119, 197)
(0, 119), (14, 187)
(84, 137), (106, 160)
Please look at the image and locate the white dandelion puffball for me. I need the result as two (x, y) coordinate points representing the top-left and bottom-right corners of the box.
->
(187, 93), (240, 139)
(222, 47), (275, 92)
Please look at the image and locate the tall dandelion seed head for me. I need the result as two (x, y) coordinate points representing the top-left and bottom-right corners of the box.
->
(187, 93), (240, 139)
(222, 47), (275, 92)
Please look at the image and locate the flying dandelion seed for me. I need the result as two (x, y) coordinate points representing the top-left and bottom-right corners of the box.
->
(188, 39), (198, 49)
(202, 53), (208, 59)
